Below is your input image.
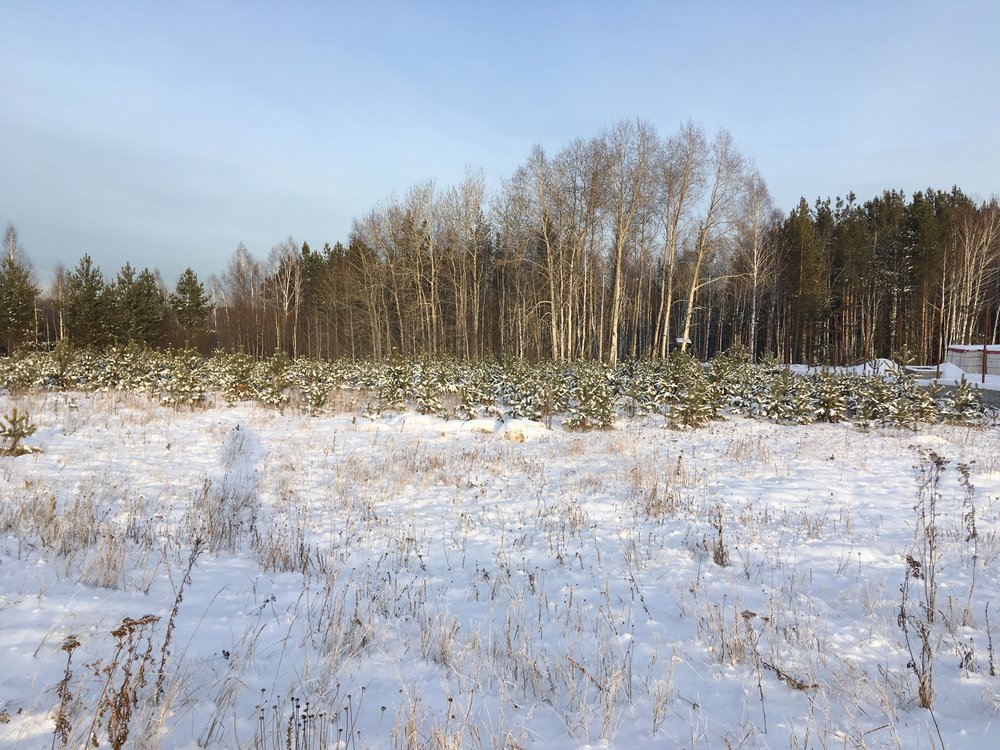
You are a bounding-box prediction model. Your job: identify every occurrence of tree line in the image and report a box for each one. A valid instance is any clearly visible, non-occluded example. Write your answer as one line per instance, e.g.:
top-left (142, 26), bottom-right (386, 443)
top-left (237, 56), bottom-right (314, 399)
top-left (2, 119), bottom-right (998, 363)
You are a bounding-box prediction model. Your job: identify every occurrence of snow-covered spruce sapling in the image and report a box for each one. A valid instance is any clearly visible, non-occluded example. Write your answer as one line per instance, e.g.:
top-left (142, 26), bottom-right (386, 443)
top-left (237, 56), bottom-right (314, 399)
top-left (160, 349), bottom-right (205, 408)
top-left (297, 361), bottom-right (330, 416)
top-left (458, 373), bottom-right (495, 419)
top-left (668, 357), bottom-right (722, 429)
top-left (810, 371), bottom-right (847, 423)
top-left (617, 360), bottom-right (650, 417)
top-left (941, 377), bottom-right (985, 423)
top-left (851, 375), bottom-right (894, 426)
top-left (1, 406), bottom-right (37, 455)
top-left (504, 378), bottom-right (543, 422)
top-left (565, 366), bottom-right (615, 430)
top-left (48, 339), bottom-right (76, 389)
top-left (413, 363), bottom-right (444, 416)
top-left (894, 371), bottom-right (939, 425)
top-left (219, 351), bottom-right (255, 403)
top-left (376, 362), bottom-right (409, 412)
top-left (257, 351), bottom-right (292, 410)
top-left (709, 344), bottom-right (755, 410)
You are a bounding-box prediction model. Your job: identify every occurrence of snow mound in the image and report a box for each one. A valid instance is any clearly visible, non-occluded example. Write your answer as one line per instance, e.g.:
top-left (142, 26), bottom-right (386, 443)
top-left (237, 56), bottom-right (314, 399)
top-left (462, 418), bottom-right (499, 434)
top-left (933, 362), bottom-right (968, 380)
top-left (383, 413), bottom-right (444, 430)
top-left (498, 418), bottom-right (549, 442)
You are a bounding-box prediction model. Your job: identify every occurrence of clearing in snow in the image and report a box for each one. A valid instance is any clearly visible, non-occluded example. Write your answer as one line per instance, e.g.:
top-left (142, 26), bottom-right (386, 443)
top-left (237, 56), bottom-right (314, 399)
top-left (1, 391), bottom-right (999, 749)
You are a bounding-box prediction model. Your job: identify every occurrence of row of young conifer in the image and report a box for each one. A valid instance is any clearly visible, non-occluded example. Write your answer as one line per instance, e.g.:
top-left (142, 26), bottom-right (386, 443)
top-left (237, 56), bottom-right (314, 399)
top-left (0, 344), bottom-right (988, 430)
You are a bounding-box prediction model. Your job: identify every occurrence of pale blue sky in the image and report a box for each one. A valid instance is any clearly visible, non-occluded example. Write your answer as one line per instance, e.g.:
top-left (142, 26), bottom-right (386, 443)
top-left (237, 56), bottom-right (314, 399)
top-left (2, 1), bottom-right (998, 286)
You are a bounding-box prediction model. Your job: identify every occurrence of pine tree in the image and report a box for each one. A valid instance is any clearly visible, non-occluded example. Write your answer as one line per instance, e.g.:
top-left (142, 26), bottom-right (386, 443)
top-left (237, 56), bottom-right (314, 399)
top-left (108, 264), bottom-right (164, 346)
top-left (670, 369), bottom-right (717, 428)
top-left (852, 376), bottom-right (894, 426)
top-left (0, 224), bottom-right (39, 353)
top-left (710, 344), bottom-right (754, 414)
top-left (160, 348), bottom-right (206, 408)
top-left (298, 360), bottom-right (331, 416)
top-left (0, 406), bottom-right (37, 455)
top-left (503, 367), bottom-right (545, 422)
top-left (169, 268), bottom-right (211, 343)
top-left (459, 367), bottom-right (496, 419)
top-left (64, 254), bottom-right (109, 348)
top-left (759, 369), bottom-right (813, 423)
top-left (413, 362), bottom-right (444, 416)
top-left (810, 371), bottom-right (847, 423)
top-left (217, 351), bottom-right (255, 403)
top-left (565, 364), bottom-right (615, 430)
top-left (0, 256), bottom-right (38, 353)
top-left (781, 199), bottom-right (829, 364)
top-left (941, 378), bottom-right (985, 423)
top-left (258, 351), bottom-right (292, 409)
top-left (377, 362), bottom-right (409, 412)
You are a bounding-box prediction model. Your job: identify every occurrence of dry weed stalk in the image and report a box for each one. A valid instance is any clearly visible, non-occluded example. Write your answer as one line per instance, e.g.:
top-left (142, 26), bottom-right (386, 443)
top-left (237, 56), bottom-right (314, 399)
top-left (155, 537), bottom-right (203, 704)
top-left (987, 603), bottom-right (997, 677)
top-left (896, 450), bottom-right (947, 747)
top-left (86, 614), bottom-right (161, 750)
top-left (958, 462), bottom-right (979, 627)
top-left (52, 635), bottom-right (80, 750)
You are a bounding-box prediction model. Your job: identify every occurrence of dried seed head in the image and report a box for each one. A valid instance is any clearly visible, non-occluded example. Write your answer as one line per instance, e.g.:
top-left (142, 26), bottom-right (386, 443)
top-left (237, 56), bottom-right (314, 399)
top-left (61, 635), bottom-right (81, 653)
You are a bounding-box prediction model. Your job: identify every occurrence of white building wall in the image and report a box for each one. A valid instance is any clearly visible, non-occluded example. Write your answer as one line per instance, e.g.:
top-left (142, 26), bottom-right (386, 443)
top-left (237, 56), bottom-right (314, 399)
top-left (946, 346), bottom-right (1000, 375)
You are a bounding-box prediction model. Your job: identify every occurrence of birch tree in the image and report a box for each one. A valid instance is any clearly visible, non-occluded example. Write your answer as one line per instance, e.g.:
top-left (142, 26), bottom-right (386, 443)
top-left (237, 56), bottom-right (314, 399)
top-left (679, 130), bottom-right (746, 353)
top-left (654, 122), bottom-right (708, 358)
top-left (218, 244), bottom-right (266, 355)
top-left (602, 119), bottom-right (657, 363)
top-left (734, 169), bottom-right (778, 359)
top-left (268, 238), bottom-right (303, 356)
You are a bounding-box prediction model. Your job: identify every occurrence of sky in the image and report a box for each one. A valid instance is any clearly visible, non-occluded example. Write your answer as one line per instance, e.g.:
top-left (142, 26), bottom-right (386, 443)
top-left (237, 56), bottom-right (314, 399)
top-left (2, 0), bottom-right (998, 287)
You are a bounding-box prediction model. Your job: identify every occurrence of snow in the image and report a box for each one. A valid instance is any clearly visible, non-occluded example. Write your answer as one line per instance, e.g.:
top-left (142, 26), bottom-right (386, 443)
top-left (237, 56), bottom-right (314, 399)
top-left (1, 391), bottom-right (999, 748)
top-left (915, 363), bottom-right (1000, 391)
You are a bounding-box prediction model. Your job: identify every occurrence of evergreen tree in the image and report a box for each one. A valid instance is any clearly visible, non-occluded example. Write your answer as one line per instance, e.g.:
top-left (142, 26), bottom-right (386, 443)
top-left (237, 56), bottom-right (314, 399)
top-left (412, 362), bottom-right (444, 416)
top-left (0, 226), bottom-right (39, 353)
top-left (109, 263), bottom-right (164, 346)
top-left (941, 378), bottom-right (985, 422)
top-left (759, 369), bottom-right (813, 423)
top-left (670, 368), bottom-right (718, 428)
top-left (169, 268), bottom-right (211, 341)
top-left (64, 254), bottom-right (109, 347)
top-left (781, 199), bottom-right (829, 363)
top-left (810, 371), bottom-right (847, 423)
top-left (160, 348), bottom-right (206, 408)
top-left (565, 364), bottom-right (616, 430)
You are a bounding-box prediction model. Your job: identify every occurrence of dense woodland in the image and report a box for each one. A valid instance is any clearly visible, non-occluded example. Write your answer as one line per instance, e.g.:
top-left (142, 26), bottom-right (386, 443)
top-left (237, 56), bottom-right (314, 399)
top-left (2, 120), bottom-right (998, 364)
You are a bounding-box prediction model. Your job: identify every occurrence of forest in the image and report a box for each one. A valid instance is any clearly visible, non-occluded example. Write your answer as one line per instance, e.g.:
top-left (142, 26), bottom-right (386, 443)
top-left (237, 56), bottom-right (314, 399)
top-left (2, 120), bottom-right (998, 365)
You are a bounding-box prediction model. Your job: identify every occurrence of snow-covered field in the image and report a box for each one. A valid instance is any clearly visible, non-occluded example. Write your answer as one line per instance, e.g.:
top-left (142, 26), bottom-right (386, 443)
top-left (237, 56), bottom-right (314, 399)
top-left (1, 392), bottom-right (999, 749)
